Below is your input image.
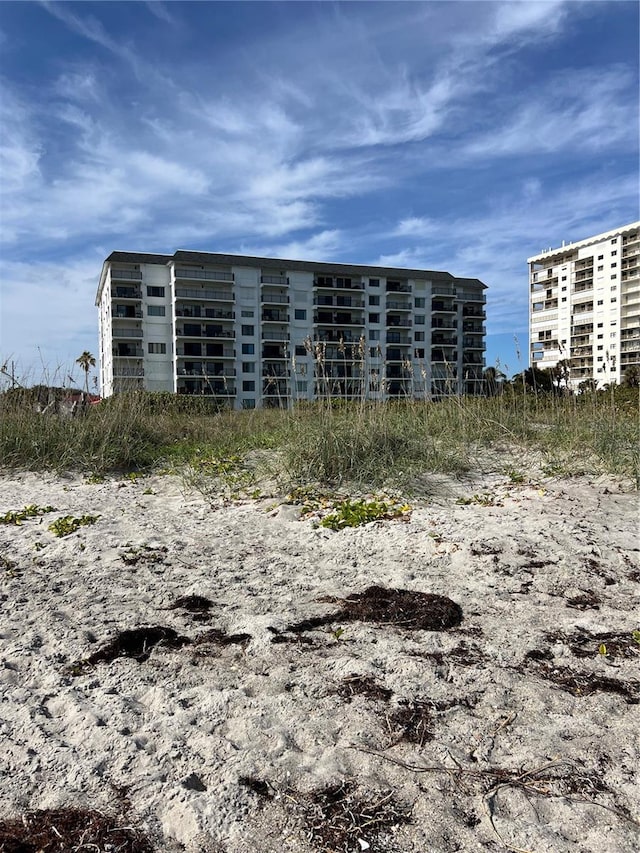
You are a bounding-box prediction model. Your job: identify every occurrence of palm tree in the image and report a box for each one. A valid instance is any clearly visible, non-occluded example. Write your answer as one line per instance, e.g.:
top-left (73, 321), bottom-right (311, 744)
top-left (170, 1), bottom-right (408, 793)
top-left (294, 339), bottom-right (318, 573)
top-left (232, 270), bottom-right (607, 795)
top-left (76, 351), bottom-right (96, 396)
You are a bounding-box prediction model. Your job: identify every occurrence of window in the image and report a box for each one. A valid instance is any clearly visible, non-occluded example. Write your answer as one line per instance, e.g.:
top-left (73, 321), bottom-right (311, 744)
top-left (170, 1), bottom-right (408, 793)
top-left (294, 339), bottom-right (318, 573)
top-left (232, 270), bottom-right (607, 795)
top-left (241, 325), bottom-right (254, 336)
top-left (369, 313), bottom-right (380, 323)
top-left (561, 297), bottom-right (567, 302)
top-left (148, 342), bottom-right (166, 354)
top-left (597, 255), bottom-right (604, 260)
top-left (611, 297), bottom-right (617, 303)
top-left (414, 331), bottom-right (425, 341)
top-left (611, 250), bottom-right (617, 256)
top-left (415, 297), bottom-right (425, 308)
top-left (611, 262), bottom-right (617, 268)
top-left (610, 332), bottom-right (616, 338)
top-left (242, 362), bottom-right (255, 373)
top-left (597, 323), bottom-right (604, 328)
top-left (295, 345), bottom-right (306, 356)
top-left (369, 278), bottom-right (380, 287)
top-left (414, 348), bottom-right (425, 359)
top-left (597, 334), bottom-right (603, 339)
top-left (533, 302), bottom-right (543, 311)
top-left (612, 275), bottom-right (617, 280)
top-left (597, 300), bottom-right (604, 305)
top-left (294, 309), bottom-right (306, 320)
top-left (147, 305), bottom-right (165, 316)
top-left (369, 347), bottom-right (379, 358)
top-left (414, 315), bottom-right (425, 325)
top-left (242, 399), bottom-right (255, 409)
top-left (561, 277), bottom-right (567, 282)
top-left (369, 294), bottom-right (380, 306)
top-left (296, 381), bottom-right (307, 393)
top-left (369, 330), bottom-right (380, 341)
top-left (597, 345), bottom-right (603, 351)
top-left (611, 239), bottom-right (617, 244)
top-left (147, 286), bottom-right (165, 298)
top-left (597, 266), bottom-right (604, 271)
top-left (241, 310), bottom-right (254, 318)
top-left (242, 381), bottom-right (255, 392)
top-left (241, 343), bottom-right (255, 355)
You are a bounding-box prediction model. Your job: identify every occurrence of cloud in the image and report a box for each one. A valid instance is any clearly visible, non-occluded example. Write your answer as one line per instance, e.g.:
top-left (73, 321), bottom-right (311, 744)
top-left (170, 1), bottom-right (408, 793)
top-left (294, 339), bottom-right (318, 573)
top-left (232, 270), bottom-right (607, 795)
top-left (461, 66), bottom-right (635, 159)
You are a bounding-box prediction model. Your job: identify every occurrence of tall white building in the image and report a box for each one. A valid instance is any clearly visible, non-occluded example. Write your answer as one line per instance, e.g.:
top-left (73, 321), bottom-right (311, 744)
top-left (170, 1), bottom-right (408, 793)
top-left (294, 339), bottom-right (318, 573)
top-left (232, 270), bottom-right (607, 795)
top-left (96, 250), bottom-right (486, 407)
top-left (528, 222), bottom-right (640, 389)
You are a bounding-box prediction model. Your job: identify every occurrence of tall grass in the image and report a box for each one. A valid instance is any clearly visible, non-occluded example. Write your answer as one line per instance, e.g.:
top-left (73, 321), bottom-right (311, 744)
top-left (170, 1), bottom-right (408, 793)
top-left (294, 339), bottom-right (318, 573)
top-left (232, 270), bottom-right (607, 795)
top-left (1, 384), bottom-right (637, 487)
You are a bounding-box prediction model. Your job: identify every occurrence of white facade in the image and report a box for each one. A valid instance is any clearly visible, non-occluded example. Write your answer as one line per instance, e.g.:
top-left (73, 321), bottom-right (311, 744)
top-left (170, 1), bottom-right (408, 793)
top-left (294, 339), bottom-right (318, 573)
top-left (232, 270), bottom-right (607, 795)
top-left (97, 250), bottom-right (486, 407)
top-left (528, 222), bottom-right (640, 389)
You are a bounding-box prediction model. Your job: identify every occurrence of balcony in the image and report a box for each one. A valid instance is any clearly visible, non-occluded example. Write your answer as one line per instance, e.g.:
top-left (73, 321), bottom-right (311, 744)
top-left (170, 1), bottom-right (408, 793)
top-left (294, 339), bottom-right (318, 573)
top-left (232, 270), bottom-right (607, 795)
top-left (113, 308), bottom-right (143, 320)
top-left (113, 346), bottom-right (143, 358)
top-left (386, 316), bottom-right (412, 328)
top-left (262, 379), bottom-right (290, 396)
top-left (462, 306), bottom-right (485, 318)
top-left (262, 329), bottom-right (290, 341)
top-left (261, 275), bottom-right (288, 285)
top-left (315, 295), bottom-right (364, 308)
top-left (111, 269), bottom-right (142, 281)
top-left (386, 281), bottom-right (411, 294)
top-left (175, 307), bottom-right (234, 320)
top-left (175, 287), bottom-right (234, 301)
top-left (386, 300), bottom-right (412, 311)
top-left (386, 333), bottom-right (411, 345)
top-left (432, 334), bottom-right (457, 346)
top-left (176, 325), bottom-right (235, 339)
top-left (314, 311), bottom-right (363, 326)
top-left (113, 286), bottom-right (142, 300)
top-left (176, 346), bottom-right (234, 358)
top-left (262, 310), bottom-right (289, 323)
top-left (314, 276), bottom-right (364, 291)
top-left (261, 292), bottom-right (289, 305)
top-left (262, 365), bottom-right (289, 377)
top-left (315, 331), bottom-right (361, 344)
top-left (112, 327), bottom-right (143, 338)
top-left (175, 268), bottom-right (234, 283)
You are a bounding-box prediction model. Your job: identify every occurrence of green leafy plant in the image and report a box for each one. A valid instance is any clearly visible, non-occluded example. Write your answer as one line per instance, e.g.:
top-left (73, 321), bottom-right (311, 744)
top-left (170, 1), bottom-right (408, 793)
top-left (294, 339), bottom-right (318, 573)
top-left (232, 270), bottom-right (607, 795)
top-left (1, 505), bottom-right (56, 525)
top-left (332, 627), bottom-right (345, 641)
top-left (632, 630), bottom-right (640, 647)
top-left (455, 493), bottom-right (500, 507)
top-left (318, 497), bottom-right (411, 531)
top-left (598, 643), bottom-right (608, 657)
top-left (507, 469), bottom-right (526, 484)
top-left (48, 515), bottom-right (99, 537)
top-left (84, 473), bottom-right (105, 484)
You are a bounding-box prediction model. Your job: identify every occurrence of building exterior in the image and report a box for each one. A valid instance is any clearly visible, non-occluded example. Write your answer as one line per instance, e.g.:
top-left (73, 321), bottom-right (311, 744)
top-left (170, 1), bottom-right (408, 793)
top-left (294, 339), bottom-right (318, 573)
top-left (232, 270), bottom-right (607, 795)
top-left (96, 250), bottom-right (486, 407)
top-left (528, 222), bottom-right (640, 389)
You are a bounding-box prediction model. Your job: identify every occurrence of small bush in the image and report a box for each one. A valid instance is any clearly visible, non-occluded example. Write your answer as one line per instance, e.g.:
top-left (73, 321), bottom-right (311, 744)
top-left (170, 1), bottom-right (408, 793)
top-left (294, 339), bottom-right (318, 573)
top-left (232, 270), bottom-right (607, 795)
top-left (48, 515), bottom-right (99, 537)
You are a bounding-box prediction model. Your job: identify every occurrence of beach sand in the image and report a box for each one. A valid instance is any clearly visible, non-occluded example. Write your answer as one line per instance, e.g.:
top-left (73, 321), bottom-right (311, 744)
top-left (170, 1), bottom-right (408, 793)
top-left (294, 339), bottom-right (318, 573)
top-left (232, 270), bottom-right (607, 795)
top-left (0, 465), bottom-right (638, 852)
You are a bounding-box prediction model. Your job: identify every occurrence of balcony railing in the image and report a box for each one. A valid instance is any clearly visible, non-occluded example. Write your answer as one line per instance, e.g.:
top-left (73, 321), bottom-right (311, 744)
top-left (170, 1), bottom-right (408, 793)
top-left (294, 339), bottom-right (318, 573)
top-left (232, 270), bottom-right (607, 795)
top-left (175, 308), bottom-right (234, 319)
top-left (175, 268), bottom-right (234, 282)
top-left (113, 287), bottom-right (142, 299)
top-left (175, 287), bottom-right (234, 301)
top-left (111, 269), bottom-right (142, 281)
top-left (113, 309), bottom-right (143, 319)
top-left (112, 328), bottom-right (143, 338)
top-left (386, 300), bottom-right (412, 310)
top-left (314, 278), bottom-right (364, 291)
top-left (261, 293), bottom-right (289, 304)
top-left (261, 275), bottom-right (288, 285)
top-left (113, 348), bottom-right (143, 358)
top-left (262, 330), bottom-right (290, 341)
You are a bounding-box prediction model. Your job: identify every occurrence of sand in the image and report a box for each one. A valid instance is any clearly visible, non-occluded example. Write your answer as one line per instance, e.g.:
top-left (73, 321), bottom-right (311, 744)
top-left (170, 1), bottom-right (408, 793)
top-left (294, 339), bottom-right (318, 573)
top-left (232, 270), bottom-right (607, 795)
top-left (0, 464), bottom-right (638, 853)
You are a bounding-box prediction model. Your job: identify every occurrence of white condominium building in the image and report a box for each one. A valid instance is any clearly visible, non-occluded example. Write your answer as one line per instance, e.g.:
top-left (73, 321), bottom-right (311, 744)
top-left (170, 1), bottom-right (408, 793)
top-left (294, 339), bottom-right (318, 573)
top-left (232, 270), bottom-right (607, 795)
top-left (96, 250), bottom-right (486, 408)
top-left (528, 222), bottom-right (640, 389)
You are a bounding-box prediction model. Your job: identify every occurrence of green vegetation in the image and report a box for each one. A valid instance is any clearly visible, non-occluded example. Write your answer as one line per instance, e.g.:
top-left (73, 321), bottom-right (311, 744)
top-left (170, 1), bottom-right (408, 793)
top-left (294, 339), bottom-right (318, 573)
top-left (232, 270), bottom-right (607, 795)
top-left (1, 505), bottom-right (56, 525)
top-left (318, 497), bottom-right (411, 530)
top-left (48, 515), bottom-right (100, 537)
top-left (0, 384), bottom-right (638, 489)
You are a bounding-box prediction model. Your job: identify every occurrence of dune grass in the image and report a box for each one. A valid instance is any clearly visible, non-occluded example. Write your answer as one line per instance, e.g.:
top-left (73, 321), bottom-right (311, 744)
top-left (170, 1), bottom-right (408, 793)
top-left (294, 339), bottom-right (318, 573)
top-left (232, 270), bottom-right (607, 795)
top-left (1, 384), bottom-right (638, 488)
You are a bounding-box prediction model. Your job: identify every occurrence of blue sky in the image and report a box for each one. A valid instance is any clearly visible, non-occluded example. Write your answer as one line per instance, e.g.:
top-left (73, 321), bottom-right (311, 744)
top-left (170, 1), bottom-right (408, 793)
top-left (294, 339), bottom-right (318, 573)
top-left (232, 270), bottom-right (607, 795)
top-left (1, 0), bottom-right (638, 387)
